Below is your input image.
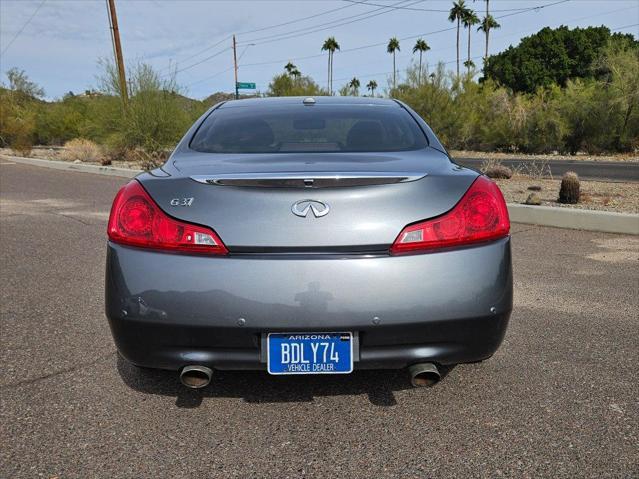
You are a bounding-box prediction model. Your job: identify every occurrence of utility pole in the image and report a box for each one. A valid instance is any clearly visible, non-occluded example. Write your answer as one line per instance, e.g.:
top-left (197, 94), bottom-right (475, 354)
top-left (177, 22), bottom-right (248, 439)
top-left (233, 35), bottom-right (239, 100)
top-left (106, 0), bottom-right (128, 105)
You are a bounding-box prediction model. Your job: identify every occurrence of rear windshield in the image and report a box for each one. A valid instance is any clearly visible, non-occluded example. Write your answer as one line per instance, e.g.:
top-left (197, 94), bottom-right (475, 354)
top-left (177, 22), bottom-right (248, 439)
top-left (189, 104), bottom-right (428, 153)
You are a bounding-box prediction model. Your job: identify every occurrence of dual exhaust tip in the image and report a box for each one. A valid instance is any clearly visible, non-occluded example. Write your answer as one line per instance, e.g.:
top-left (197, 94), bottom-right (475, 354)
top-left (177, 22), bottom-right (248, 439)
top-left (179, 362), bottom-right (440, 389)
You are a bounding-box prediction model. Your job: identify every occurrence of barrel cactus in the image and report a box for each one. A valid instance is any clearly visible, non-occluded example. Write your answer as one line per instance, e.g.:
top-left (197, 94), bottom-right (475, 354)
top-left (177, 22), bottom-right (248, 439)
top-left (558, 171), bottom-right (580, 204)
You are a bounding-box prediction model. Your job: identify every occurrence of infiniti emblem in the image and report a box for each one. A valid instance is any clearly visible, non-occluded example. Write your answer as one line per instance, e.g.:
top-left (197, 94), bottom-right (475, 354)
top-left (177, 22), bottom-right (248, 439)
top-left (291, 200), bottom-right (330, 218)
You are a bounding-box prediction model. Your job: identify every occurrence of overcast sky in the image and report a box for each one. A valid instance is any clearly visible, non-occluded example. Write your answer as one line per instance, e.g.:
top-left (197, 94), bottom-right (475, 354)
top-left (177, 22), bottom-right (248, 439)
top-left (1, 0), bottom-right (637, 100)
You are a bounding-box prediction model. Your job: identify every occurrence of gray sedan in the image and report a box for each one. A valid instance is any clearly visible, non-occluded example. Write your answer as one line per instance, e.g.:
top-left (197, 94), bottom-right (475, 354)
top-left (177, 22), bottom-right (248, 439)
top-left (105, 96), bottom-right (512, 388)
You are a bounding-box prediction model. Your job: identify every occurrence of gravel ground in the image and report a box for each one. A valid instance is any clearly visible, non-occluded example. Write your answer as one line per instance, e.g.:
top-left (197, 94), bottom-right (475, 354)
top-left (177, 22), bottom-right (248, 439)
top-left (495, 176), bottom-right (639, 214)
top-left (451, 149), bottom-right (639, 163)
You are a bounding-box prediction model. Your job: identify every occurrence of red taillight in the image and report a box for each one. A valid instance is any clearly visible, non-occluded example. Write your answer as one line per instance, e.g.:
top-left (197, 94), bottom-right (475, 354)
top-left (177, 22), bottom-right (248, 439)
top-left (107, 180), bottom-right (228, 255)
top-left (390, 176), bottom-right (510, 255)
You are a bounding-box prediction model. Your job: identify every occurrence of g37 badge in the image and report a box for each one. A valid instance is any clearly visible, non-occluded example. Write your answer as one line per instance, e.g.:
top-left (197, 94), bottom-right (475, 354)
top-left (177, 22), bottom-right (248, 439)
top-left (170, 197), bottom-right (194, 206)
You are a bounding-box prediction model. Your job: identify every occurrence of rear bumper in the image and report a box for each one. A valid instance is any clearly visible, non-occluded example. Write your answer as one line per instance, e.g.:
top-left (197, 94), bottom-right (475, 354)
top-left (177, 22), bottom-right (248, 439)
top-left (105, 238), bottom-right (513, 371)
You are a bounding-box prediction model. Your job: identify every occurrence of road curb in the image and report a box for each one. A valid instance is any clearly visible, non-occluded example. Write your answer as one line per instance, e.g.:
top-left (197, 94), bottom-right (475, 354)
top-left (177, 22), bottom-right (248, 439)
top-left (3, 155), bottom-right (141, 178)
top-left (3, 154), bottom-right (638, 235)
top-left (508, 204), bottom-right (639, 235)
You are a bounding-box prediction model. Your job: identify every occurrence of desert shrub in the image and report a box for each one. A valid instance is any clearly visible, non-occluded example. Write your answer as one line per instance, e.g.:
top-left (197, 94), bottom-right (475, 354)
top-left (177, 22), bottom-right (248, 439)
top-left (0, 83), bottom-right (37, 152)
top-left (484, 165), bottom-right (513, 179)
top-left (60, 138), bottom-right (102, 162)
top-left (122, 148), bottom-right (169, 171)
top-left (267, 68), bottom-right (326, 97)
top-left (558, 171), bottom-right (581, 204)
top-left (394, 63), bottom-right (461, 148)
top-left (96, 60), bottom-right (196, 152)
top-left (521, 86), bottom-right (567, 153)
top-left (481, 159), bottom-right (513, 179)
top-left (11, 136), bottom-right (33, 157)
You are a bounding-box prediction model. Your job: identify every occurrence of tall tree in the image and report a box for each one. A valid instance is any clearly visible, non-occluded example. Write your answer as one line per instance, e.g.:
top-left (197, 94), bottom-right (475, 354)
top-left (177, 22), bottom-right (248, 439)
top-left (284, 62), bottom-right (297, 75)
top-left (349, 77), bottom-right (360, 96)
top-left (483, 26), bottom-right (637, 93)
top-left (6, 68), bottom-right (44, 98)
top-left (448, 0), bottom-right (468, 78)
top-left (366, 79), bottom-right (378, 96)
top-left (321, 37), bottom-right (340, 95)
top-left (412, 39), bottom-right (431, 85)
top-left (477, 14), bottom-right (500, 62)
top-left (387, 37), bottom-right (400, 90)
top-left (463, 9), bottom-right (480, 75)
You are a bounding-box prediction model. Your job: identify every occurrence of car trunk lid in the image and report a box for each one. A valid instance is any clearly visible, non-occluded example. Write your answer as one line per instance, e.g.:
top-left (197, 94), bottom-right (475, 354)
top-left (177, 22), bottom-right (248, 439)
top-left (139, 149), bottom-right (478, 251)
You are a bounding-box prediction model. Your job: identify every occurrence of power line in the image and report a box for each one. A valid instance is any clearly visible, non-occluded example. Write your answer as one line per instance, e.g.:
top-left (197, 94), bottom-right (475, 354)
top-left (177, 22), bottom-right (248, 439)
top-left (238, 0), bottom-right (420, 45)
top-left (172, 0), bottom-right (418, 79)
top-left (236, 3), bottom-right (356, 37)
top-left (342, 0), bottom-right (548, 13)
top-left (156, 2), bottom-right (357, 73)
top-left (611, 23), bottom-right (638, 32)
top-left (1, 0), bottom-right (46, 56)
top-left (186, 67), bottom-right (234, 88)
top-left (162, 46), bottom-right (231, 77)
top-left (158, 35), bottom-right (232, 73)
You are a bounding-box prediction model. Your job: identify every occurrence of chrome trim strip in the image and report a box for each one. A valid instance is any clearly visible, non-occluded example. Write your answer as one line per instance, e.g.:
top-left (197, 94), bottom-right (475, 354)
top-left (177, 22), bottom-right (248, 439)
top-left (190, 172), bottom-right (427, 185)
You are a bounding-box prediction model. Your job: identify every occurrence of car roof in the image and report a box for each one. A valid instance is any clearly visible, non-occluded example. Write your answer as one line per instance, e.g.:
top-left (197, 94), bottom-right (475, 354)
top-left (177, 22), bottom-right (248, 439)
top-left (218, 96), bottom-right (400, 109)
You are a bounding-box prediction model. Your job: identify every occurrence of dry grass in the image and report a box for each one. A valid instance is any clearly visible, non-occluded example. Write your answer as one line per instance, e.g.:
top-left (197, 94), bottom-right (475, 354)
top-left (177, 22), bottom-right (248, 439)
top-left (59, 139), bottom-right (102, 163)
top-left (512, 159), bottom-right (553, 180)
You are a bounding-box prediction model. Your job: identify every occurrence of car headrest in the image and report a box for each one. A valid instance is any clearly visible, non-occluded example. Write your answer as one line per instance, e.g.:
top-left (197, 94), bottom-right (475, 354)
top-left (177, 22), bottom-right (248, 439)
top-left (219, 118), bottom-right (274, 148)
top-left (346, 121), bottom-right (385, 150)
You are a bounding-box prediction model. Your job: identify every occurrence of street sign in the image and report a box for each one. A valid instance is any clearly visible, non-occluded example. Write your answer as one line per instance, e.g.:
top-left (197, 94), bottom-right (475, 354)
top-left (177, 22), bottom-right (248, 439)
top-left (236, 82), bottom-right (256, 89)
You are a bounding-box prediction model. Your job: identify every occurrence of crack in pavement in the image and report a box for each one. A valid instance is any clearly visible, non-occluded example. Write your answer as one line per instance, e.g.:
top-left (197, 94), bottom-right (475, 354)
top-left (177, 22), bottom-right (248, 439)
top-left (0, 351), bottom-right (117, 389)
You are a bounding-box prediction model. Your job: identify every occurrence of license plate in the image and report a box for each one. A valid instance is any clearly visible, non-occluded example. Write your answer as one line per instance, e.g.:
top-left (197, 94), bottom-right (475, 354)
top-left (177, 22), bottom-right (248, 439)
top-left (267, 332), bottom-right (353, 375)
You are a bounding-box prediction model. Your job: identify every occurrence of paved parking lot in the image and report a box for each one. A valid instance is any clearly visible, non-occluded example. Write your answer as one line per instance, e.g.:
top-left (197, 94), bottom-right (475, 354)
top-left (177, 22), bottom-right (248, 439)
top-left (1, 161), bottom-right (637, 478)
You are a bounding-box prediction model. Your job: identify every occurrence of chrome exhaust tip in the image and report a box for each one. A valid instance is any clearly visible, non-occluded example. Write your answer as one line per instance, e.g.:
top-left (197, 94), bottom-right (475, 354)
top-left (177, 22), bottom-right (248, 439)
top-left (408, 363), bottom-right (441, 387)
top-left (179, 365), bottom-right (213, 389)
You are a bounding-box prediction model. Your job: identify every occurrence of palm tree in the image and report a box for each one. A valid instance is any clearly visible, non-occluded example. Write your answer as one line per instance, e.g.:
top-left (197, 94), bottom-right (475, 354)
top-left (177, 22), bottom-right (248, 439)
top-left (349, 77), bottom-right (360, 96)
top-left (291, 68), bottom-right (301, 80)
top-left (448, 0), bottom-right (468, 78)
top-left (366, 79), bottom-right (378, 96)
top-left (284, 62), bottom-right (297, 75)
top-left (321, 37), bottom-right (340, 95)
top-left (477, 14), bottom-right (500, 62)
top-left (462, 9), bottom-right (480, 75)
top-left (387, 37), bottom-right (400, 90)
top-left (412, 39), bottom-right (430, 86)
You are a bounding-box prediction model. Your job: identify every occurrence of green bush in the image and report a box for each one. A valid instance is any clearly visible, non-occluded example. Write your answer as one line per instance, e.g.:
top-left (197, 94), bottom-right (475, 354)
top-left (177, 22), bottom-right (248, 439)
top-left (267, 71), bottom-right (326, 97)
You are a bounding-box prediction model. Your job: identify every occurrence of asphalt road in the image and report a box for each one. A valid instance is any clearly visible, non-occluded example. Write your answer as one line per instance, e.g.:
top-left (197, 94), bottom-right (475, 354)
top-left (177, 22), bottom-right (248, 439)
top-left (455, 158), bottom-right (639, 182)
top-left (1, 161), bottom-right (638, 478)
